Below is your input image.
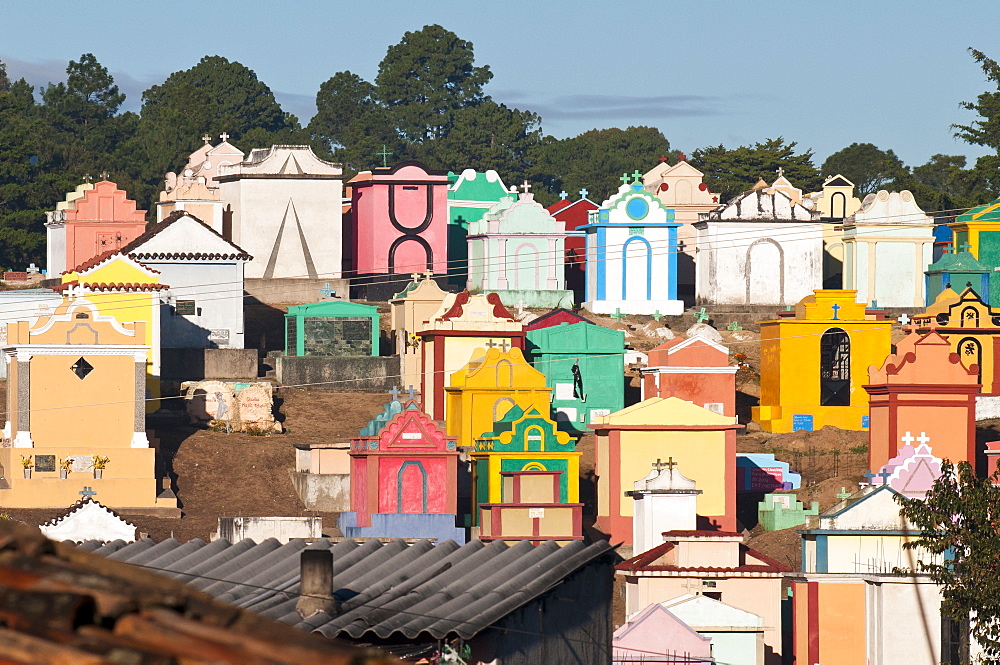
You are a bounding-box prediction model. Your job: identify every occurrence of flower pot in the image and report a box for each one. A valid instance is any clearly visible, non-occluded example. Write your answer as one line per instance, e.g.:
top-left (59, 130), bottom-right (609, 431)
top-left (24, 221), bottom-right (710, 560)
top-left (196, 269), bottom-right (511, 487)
top-left (23, 469), bottom-right (31, 479)
top-left (93, 469), bottom-right (103, 480)
top-left (60, 469), bottom-right (68, 479)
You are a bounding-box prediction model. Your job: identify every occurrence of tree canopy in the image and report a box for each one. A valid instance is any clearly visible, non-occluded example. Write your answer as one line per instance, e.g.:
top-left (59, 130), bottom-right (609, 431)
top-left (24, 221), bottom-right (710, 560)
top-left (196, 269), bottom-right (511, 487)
top-left (689, 138), bottom-right (821, 202)
top-left (820, 142), bottom-right (906, 196)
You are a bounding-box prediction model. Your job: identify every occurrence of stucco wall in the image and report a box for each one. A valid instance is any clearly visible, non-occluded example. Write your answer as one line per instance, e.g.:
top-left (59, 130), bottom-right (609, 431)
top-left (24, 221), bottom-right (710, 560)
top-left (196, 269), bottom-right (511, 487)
top-left (274, 354), bottom-right (400, 391)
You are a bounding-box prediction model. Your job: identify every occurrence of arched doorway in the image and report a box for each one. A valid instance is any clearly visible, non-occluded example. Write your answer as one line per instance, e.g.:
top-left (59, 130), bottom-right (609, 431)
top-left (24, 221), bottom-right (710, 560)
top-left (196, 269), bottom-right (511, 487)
top-left (958, 337), bottom-right (983, 383)
top-left (820, 328), bottom-right (851, 406)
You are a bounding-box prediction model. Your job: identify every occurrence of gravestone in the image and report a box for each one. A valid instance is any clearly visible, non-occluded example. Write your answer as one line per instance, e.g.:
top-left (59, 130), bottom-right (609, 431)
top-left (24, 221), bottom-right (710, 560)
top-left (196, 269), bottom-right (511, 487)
top-left (181, 380), bottom-right (280, 433)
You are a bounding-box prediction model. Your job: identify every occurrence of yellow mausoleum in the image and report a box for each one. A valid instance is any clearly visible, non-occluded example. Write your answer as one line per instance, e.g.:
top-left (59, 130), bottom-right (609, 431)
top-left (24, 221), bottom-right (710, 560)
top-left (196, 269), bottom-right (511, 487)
top-left (753, 290), bottom-right (893, 433)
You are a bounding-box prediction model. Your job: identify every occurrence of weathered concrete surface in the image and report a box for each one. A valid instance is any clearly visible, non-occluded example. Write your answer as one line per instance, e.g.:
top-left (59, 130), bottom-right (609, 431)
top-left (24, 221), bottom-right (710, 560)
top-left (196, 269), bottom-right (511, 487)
top-left (274, 355), bottom-right (400, 391)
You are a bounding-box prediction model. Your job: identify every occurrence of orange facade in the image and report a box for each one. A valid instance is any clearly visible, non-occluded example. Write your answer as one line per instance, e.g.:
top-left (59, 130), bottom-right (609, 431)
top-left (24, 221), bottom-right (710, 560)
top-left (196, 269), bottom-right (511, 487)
top-left (642, 337), bottom-right (736, 417)
top-left (60, 181), bottom-right (147, 272)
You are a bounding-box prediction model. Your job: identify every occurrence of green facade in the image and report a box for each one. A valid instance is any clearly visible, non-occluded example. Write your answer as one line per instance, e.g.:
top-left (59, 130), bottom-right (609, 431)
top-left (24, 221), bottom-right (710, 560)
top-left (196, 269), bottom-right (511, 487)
top-left (526, 322), bottom-right (625, 430)
top-left (284, 300), bottom-right (380, 357)
top-left (447, 169), bottom-right (515, 284)
top-left (924, 251), bottom-right (990, 306)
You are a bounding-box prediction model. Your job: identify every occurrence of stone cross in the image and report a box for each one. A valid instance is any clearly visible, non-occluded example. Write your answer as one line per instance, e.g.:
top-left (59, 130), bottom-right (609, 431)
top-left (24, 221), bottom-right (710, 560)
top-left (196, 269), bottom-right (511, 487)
top-left (897, 313), bottom-right (910, 326)
top-left (901, 431), bottom-right (916, 445)
top-left (694, 307), bottom-right (709, 324)
top-left (836, 487), bottom-right (853, 501)
top-left (579, 188), bottom-right (589, 198)
top-left (219, 132), bottom-right (230, 142)
top-left (99, 171), bottom-right (109, 180)
top-left (319, 282), bottom-right (336, 299)
top-left (611, 308), bottom-right (626, 322)
top-left (26, 263), bottom-right (38, 274)
top-left (79, 486), bottom-right (97, 499)
top-left (559, 190), bottom-right (568, 200)
top-left (83, 173), bottom-right (92, 183)
top-left (377, 144), bottom-right (393, 167)
top-left (389, 386), bottom-right (402, 401)
top-left (515, 299), bottom-right (527, 317)
top-left (727, 321), bottom-right (743, 331)
top-left (917, 432), bottom-right (931, 445)
top-left (520, 180), bottom-right (532, 194)
top-left (202, 134), bottom-right (212, 144)
top-left (831, 303), bottom-right (841, 321)
top-left (406, 386), bottom-right (419, 401)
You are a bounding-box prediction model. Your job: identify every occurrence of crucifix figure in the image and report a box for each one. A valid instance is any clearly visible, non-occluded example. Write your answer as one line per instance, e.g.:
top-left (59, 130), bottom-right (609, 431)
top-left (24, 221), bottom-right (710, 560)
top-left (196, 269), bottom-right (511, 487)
top-left (389, 386), bottom-right (402, 401)
top-left (79, 486), bottom-right (97, 499)
top-left (202, 134), bottom-right (212, 144)
top-left (520, 179), bottom-right (532, 194)
top-left (219, 132), bottom-right (230, 142)
top-left (377, 144), bottom-right (393, 167)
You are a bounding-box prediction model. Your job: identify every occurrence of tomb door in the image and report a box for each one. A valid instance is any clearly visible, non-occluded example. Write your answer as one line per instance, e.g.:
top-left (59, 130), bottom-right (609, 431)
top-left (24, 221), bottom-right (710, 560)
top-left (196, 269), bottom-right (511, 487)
top-left (958, 337), bottom-right (983, 383)
top-left (820, 327), bottom-right (851, 406)
top-left (396, 461), bottom-right (429, 513)
top-left (513, 243), bottom-right (539, 290)
top-left (831, 192), bottom-right (846, 219)
top-left (621, 236), bottom-right (652, 301)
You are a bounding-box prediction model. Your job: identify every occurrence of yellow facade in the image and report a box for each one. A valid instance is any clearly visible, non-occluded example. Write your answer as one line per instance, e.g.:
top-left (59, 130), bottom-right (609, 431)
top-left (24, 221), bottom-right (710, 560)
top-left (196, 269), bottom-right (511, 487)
top-left (912, 285), bottom-right (1000, 393)
top-left (753, 290), bottom-right (893, 433)
top-left (1, 296), bottom-right (175, 510)
top-left (444, 347), bottom-right (551, 449)
top-left (61, 253), bottom-right (162, 411)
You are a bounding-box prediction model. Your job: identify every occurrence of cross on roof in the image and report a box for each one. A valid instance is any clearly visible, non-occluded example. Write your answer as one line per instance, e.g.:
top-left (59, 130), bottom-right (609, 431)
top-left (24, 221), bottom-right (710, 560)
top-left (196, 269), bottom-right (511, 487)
top-left (776, 167), bottom-right (785, 178)
top-left (878, 469), bottom-right (893, 485)
top-left (202, 134), bottom-right (212, 144)
top-left (219, 132), bottom-right (230, 142)
top-left (901, 431), bottom-right (916, 445)
top-left (917, 432), bottom-right (931, 445)
top-left (831, 302), bottom-right (841, 320)
top-left (659, 155), bottom-right (668, 163)
top-left (406, 386), bottom-right (419, 401)
top-left (79, 486), bottom-right (97, 498)
top-left (863, 470), bottom-right (876, 484)
top-left (959, 242), bottom-right (971, 252)
top-left (499, 339), bottom-right (510, 351)
top-left (83, 173), bottom-right (92, 183)
top-left (423, 269), bottom-right (434, 279)
top-left (99, 171), bottom-right (109, 180)
top-left (319, 282), bottom-right (336, 298)
top-left (410, 272), bottom-right (421, 281)
top-left (389, 386), bottom-right (402, 401)
top-left (653, 457), bottom-right (677, 472)
top-left (559, 190), bottom-right (568, 200)
top-left (619, 173), bottom-right (632, 186)
top-left (485, 339), bottom-right (498, 348)
top-left (520, 180), bottom-right (532, 194)
top-left (377, 144), bottom-right (393, 167)
top-left (897, 313), bottom-right (910, 326)
top-left (630, 170), bottom-right (643, 182)
top-left (579, 188), bottom-right (589, 198)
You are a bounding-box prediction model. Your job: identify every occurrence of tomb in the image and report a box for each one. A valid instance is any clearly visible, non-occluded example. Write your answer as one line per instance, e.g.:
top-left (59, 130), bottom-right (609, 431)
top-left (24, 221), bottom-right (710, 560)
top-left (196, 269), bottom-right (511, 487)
top-left (445, 347), bottom-right (551, 450)
top-left (0, 294), bottom-right (177, 511)
top-left (525, 320), bottom-right (625, 429)
top-left (180, 380), bottom-right (281, 433)
top-left (694, 180), bottom-right (824, 305)
top-left (216, 145), bottom-right (342, 279)
top-left (640, 335), bottom-right (736, 415)
top-left (119, 210), bottom-right (252, 349)
top-left (523, 308), bottom-right (593, 330)
top-left (625, 459), bottom-right (702, 555)
top-left (791, 485), bottom-right (945, 665)
top-left (865, 329), bottom-right (979, 473)
top-left (643, 158), bottom-right (721, 299)
top-left (736, 453), bottom-right (802, 494)
top-left (547, 189), bottom-right (598, 302)
top-left (478, 469), bottom-right (584, 545)
top-left (581, 171), bottom-right (684, 315)
top-left (924, 251), bottom-right (990, 305)
top-left (875, 442), bottom-right (943, 499)
top-left (284, 300), bottom-right (379, 357)
top-left (38, 496), bottom-right (137, 543)
top-left (45, 179), bottom-right (147, 276)
top-left (448, 168), bottom-right (515, 284)
top-left (291, 441), bottom-right (352, 511)
top-left (948, 194), bottom-right (1000, 305)
top-left (466, 193), bottom-right (574, 308)
top-left (157, 133), bottom-right (245, 230)
top-left (339, 392), bottom-right (464, 542)
top-left (757, 493), bottom-right (818, 531)
top-left (214, 516), bottom-right (321, 544)
top-left (842, 190), bottom-right (935, 307)
top-left (804, 174), bottom-right (863, 289)
top-left (418, 291), bottom-right (525, 420)
top-left (753, 290), bottom-right (893, 433)
top-left (390, 273), bottom-right (449, 388)
top-left (591, 397), bottom-right (740, 544)
top-left (660, 596), bottom-right (766, 665)
top-left (58, 253), bottom-right (166, 412)
top-left (613, 603), bottom-right (714, 665)
top-left (349, 161), bottom-right (450, 298)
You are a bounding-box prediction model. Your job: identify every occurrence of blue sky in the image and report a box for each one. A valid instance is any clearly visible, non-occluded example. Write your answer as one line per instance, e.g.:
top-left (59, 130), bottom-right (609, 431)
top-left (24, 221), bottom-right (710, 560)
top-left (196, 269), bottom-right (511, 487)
top-left (2, 0), bottom-right (998, 169)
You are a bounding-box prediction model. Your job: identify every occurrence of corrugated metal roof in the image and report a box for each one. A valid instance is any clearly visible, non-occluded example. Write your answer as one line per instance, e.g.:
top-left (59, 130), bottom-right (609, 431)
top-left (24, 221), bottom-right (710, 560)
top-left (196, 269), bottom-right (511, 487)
top-left (81, 536), bottom-right (613, 641)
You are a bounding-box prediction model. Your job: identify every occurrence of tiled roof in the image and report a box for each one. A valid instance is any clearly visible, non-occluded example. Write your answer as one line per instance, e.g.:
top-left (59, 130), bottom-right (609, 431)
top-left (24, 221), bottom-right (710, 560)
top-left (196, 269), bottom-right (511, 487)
top-left (616, 539), bottom-right (791, 574)
top-left (121, 210), bottom-right (253, 261)
top-left (82, 536), bottom-right (613, 640)
top-left (64, 249), bottom-right (162, 275)
top-left (0, 520), bottom-right (396, 664)
top-left (54, 280), bottom-right (170, 292)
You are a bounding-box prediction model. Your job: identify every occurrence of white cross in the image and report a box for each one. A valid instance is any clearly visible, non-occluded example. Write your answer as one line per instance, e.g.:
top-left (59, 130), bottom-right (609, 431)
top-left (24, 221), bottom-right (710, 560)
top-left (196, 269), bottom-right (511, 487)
top-left (776, 166), bottom-right (785, 178)
top-left (515, 299), bottom-right (527, 316)
top-left (202, 134), bottom-right (211, 144)
top-left (520, 180), bottom-right (532, 194)
top-left (917, 432), bottom-right (931, 445)
top-left (901, 431), bottom-right (915, 445)
top-left (897, 313), bottom-right (910, 326)
top-left (219, 132), bottom-right (230, 142)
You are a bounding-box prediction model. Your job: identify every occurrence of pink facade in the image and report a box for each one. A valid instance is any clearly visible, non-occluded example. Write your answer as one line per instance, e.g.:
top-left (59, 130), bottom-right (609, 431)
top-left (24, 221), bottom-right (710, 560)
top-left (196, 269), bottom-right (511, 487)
top-left (350, 162), bottom-right (450, 275)
top-left (349, 403), bottom-right (458, 527)
top-left (642, 337), bottom-right (737, 417)
top-left (613, 603), bottom-right (713, 664)
top-left (56, 181), bottom-right (147, 272)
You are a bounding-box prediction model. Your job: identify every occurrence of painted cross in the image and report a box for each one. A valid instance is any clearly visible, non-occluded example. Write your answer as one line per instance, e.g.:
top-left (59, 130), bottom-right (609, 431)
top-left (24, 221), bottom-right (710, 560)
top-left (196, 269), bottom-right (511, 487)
top-left (878, 469), bottom-right (893, 485)
top-left (406, 386), bottom-right (419, 401)
top-left (520, 180), bottom-right (532, 194)
top-left (619, 173), bottom-right (632, 186)
top-left (694, 307), bottom-right (709, 324)
top-left (917, 432), bottom-right (931, 445)
top-left (578, 188), bottom-right (589, 198)
top-left (219, 132), bottom-right (230, 142)
top-left (485, 340), bottom-right (499, 348)
top-left (79, 486), bottom-right (97, 499)
top-left (515, 299), bottom-right (527, 316)
top-left (499, 339), bottom-right (510, 352)
top-left (652, 310), bottom-right (663, 322)
top-left (776, 166), bottom-right (785, 178)
top-left (389, 386), bottom-right (402, 401)
top-left (863, 470), bottom-right (876, 485)
top-left (869, 300), bottom-right (882, 310)
top-left (653, 457), bottom-right (677, 471)
top-left (727, 321), bottom-right (743, 331)
top-left (901, 431), bottom-right (916, 445)
top-left (201, 134), bottom-right (212, 144)
top-left (319, 282), bottom-right (336, 299)
top-left (831, 303), bottom-right (841, 321)
top-left (559, 190), bottom-right (568, 200)
top-left (959, 242), bottom-right (971, 253)
top-left (377, 144), bottom-right (393, 167)
top-left (410, 272), bottom-right (421, 281)
top-left (611, 308), bottom-right (626, 322)
top-left (897, 313), bottom-right (910, 326)
top-left (659, 155), bottom-right (668, 163)
top-left (630, 170), bottom-right (643, 182)
top-left (423, 269), bottom-right (434, 279)
top-left (836, 487), bottom-right (853, 501)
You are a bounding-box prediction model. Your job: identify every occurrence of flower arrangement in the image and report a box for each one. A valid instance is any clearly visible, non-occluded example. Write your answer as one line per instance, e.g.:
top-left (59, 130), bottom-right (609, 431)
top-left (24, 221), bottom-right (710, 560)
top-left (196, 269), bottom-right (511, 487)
top-left (59, 458), bottom-right (73, 471)
top-left (92, 455), bottom-right (110, 470)
top-left (19, 456), bottom-right (32, 469)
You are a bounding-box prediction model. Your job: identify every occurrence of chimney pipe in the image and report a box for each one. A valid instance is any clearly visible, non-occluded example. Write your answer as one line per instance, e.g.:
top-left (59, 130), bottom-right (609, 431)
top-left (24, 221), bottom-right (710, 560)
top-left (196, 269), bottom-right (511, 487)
top-left (296, 548), bottom-right (337, 618)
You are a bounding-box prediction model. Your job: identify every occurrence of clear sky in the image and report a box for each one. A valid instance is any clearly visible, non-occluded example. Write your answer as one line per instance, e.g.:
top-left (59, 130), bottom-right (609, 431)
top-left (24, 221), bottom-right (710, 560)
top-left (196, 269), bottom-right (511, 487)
top-left (2, 0), bottom-right (998, 169)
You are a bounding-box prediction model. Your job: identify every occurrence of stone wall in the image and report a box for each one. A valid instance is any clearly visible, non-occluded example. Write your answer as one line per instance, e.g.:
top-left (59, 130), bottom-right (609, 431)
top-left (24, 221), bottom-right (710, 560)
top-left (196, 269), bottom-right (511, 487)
top-left (289, 471), bottom-right (351, 512)
top-left (161, 348), bottom-right (258, 380)
top-left (244, 278), bottom-right (349, 305)
top-left (274, 354), bottom-right (400, 391)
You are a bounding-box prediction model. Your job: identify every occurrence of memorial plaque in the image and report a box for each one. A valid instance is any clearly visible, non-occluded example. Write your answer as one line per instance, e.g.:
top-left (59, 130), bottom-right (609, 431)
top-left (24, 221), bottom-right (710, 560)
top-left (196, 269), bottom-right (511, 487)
top-left (72, 455), bottom-right (93, 473)
top-left (175, 300), bottom-right (196, 315)
top-left (303, 317), bottom-right (372, 356)
top-left (528, 507), bottom-right (545, 519)
top-left (35, 455), bottom-right (56, 472)
top-left (554, 383), bottom-right (575, 401)
top-left (209, 329), bottom-right (230, 344)
top-left (235, 385), bottom-right (274, 425)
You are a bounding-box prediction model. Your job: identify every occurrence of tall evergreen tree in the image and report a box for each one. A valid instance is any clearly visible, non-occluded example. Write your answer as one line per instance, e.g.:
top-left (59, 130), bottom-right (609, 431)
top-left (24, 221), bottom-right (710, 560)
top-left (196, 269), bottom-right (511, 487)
top-left (689, 138), bottom-right (821, 202)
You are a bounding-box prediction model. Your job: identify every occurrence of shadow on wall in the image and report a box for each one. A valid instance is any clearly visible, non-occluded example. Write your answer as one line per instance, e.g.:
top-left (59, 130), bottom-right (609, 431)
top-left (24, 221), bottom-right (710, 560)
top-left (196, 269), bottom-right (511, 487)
top-left (244, 298), bottom-right (288, 356)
